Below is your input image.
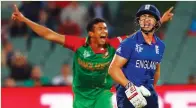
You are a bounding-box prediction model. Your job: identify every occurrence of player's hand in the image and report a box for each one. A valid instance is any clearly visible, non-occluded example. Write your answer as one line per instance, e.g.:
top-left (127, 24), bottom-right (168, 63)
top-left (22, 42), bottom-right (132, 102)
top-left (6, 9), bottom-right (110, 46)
top-left (136, 86), bottom-right (151, 97)
top-left (161, 6), bottom-right (174, 24)
top-left (11, 4), bottom-right (26, 22)
top-left (125, 82), bottom-right (149, 108)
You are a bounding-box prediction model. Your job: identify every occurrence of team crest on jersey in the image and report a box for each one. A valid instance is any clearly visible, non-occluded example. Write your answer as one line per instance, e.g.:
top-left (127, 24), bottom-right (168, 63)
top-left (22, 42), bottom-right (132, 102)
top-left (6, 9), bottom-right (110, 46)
top-left (83, 50), bottom-right (91, 58)
top-left (135, 44), bottom-right (143, 53)
top-left (155, 45), bottom-right (159, 54)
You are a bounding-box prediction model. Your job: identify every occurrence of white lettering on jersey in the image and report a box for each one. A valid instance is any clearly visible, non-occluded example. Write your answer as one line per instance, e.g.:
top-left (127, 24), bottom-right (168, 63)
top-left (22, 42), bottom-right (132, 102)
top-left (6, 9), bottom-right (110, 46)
top-left (155, 45), bottom-right (159, 54)
top-left (136, 60), bottom-right (158, 70)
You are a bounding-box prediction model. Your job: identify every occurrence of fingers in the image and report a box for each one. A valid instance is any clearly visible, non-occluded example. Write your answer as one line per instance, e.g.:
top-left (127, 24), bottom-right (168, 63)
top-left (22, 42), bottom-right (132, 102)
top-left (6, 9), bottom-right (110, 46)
top-left (169, 13), bottom-right (174, 20)
top-left (12, 14), bottom-right (16, 20)
top-left (11, 13), bottom-right (18, 20)
top-left (167, 6), bottom-right (174, 13)
top-left (170, 14), bottom-right (173, 20)
top-left (13, 4), bottom-right (19, 13)
top-left (168, 13), bottom-right (174, 17)
top-left (140, 86), bottom-right (151, 97)
top-left (12, 4), bottom-right (19, 21)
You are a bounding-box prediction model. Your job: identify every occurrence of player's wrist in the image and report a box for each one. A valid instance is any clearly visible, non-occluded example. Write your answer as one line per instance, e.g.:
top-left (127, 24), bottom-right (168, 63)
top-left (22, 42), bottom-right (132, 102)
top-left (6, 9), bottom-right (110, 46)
top-left (22, 15), bottom-right (30, 23)
top-left (125, 81), bottom-right (134, 89)
top-left (124, 82), bottom-right (148, 108)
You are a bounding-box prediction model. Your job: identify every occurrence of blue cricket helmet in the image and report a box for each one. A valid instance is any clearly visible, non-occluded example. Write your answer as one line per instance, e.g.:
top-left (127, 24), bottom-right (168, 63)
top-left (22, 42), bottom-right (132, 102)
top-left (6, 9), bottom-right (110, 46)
top-left (136, 4), bottom-right (161, 21)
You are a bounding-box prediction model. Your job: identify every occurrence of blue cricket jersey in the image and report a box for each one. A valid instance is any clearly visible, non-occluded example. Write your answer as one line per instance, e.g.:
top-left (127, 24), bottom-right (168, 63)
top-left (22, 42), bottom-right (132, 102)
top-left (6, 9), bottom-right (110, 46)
top-left (115, 30), bottom-right (165, 108)
top-left (116, 30), bottom-right (165, 89)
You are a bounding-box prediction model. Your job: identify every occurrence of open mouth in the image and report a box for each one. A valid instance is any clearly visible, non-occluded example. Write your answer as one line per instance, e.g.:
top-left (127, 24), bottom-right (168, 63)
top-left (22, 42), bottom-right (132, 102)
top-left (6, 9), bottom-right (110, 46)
top-left (100, 34), bottom-right (107, 39)
top-left (100, 34), bottom-right (107, 43)
top-left (144, 23), bottom-right (150, 27)
top-left (100, 36), bottom-right (106, 39)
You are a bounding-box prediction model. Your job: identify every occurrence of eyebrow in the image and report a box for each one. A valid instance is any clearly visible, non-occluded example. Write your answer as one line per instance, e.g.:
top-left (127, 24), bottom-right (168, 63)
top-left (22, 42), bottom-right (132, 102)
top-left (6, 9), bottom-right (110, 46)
top-left (97, 26), bottom-right (107, 29)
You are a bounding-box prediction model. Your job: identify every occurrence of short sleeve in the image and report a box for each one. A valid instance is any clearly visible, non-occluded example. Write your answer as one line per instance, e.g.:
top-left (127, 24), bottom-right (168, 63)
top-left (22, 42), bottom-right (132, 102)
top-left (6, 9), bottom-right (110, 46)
top-left (64, 35), bottom-right (85, 52)
top-left (108, 35), bottom-right (128, 49)
top-left (116, 39), bottom-right (134, 60)
top-left (158, 43), bottom-right (165, 63)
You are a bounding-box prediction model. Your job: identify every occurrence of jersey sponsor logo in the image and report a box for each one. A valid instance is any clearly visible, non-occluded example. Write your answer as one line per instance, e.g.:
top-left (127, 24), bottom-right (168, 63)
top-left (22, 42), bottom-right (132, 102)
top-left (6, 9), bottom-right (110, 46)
top-left (77, 58), bottom-right (110, 71)
top-left (155, 45), bottom-right (159, 54)
top-left (135, 60), bottom-right (158, 70)
top-left (83, 50), bottom-right (91, 58)
top-left (135, 44), bottom-right (143, 53)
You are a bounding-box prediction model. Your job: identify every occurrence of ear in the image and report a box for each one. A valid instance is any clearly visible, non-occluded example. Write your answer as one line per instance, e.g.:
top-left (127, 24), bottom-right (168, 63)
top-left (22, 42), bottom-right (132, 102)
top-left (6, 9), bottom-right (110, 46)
top-left (88, 31), bottom-right (94, 37)
top-left (137, 17), bottom-right (142, 24)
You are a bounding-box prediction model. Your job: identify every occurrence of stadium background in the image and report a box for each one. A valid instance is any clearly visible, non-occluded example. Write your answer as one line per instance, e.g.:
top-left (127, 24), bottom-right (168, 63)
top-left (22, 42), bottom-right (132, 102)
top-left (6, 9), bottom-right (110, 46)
top-left (1, 1), bottom-right (196, 108)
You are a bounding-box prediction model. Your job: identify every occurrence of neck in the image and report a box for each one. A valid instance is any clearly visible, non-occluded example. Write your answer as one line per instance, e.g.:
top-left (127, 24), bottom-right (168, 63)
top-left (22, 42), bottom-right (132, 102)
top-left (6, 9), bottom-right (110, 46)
top-left (89, 38), bottom-right (104, 49)
top-left (142, 31), bottom-right (154, 45)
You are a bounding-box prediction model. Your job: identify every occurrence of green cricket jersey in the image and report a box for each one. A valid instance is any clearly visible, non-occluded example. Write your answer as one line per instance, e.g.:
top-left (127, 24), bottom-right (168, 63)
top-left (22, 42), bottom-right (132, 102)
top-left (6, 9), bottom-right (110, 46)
top-left (64, 35), bottom-right (127, 99)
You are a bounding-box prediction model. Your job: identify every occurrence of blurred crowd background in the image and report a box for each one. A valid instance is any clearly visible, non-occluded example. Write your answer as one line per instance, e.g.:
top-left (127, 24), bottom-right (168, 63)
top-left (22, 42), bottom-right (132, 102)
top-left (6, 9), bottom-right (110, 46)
top-left (1, 1), bottom-right (196, 88)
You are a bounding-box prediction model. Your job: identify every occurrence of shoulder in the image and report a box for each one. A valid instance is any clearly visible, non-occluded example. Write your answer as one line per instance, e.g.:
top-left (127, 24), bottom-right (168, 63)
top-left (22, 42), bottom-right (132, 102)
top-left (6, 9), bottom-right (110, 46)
top-left (76, 37), bottom-right (86, 45)
top-left (64, 35), bottom-right (86, 51)
top-left (121, 33), bottom-right (137, 46)
top-left (156, 36), bottom-right (165, 49)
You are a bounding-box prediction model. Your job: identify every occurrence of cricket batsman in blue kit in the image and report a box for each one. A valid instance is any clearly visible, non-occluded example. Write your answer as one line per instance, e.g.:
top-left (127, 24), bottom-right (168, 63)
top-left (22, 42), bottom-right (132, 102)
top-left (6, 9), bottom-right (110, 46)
top-left (109, 4), bottom-right (170, 108)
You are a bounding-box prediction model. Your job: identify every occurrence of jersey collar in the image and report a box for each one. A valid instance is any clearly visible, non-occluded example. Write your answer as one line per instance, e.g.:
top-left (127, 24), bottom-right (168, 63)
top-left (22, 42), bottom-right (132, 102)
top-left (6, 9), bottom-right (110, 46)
top-left (91, 45), bottom-right (107, 54)
top-left (137, 30), bottom-right (157, 45)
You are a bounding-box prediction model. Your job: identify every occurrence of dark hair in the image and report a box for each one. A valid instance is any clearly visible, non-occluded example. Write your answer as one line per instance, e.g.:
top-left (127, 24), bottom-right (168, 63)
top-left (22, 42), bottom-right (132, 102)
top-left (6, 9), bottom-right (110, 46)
top-left (86, 18), bottom-right (106, 32)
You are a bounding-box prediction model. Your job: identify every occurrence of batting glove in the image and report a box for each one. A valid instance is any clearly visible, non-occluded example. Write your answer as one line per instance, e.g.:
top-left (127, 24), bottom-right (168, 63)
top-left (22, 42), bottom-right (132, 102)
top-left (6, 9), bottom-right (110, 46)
top-left (125, 82), bottom-right (151, 108)
top-left (136, 85), bottom-right (151, 97)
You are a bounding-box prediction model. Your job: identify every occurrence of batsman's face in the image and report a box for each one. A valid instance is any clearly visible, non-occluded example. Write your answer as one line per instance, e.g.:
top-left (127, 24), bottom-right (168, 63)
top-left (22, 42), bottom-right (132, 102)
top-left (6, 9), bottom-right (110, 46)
top-left (91, 22), bottom-right (108, 45)
top-left (139, 14), bottom-right (156, 31)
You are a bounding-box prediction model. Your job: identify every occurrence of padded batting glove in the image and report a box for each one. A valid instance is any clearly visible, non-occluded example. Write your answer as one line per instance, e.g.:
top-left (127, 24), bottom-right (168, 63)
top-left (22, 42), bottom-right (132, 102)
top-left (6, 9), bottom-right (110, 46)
top-left (125, 82), bottom-right (151, 108)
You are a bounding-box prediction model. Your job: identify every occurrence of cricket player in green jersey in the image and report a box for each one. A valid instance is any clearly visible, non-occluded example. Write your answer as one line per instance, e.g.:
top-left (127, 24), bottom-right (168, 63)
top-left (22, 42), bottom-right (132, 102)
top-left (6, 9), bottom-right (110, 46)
top-left (12, 4), bottom-right (173, 108)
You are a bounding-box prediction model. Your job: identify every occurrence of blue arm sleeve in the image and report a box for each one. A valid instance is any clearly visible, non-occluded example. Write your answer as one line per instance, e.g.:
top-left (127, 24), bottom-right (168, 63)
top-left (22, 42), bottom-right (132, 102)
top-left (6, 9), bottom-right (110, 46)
top-left (115, 39), bottom-right (134, 60)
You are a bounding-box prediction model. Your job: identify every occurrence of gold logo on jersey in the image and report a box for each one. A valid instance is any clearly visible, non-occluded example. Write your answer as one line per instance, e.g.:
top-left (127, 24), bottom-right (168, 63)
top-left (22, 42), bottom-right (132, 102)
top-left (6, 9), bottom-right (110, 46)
top-left (78, 58), bottom-right (110, 71)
